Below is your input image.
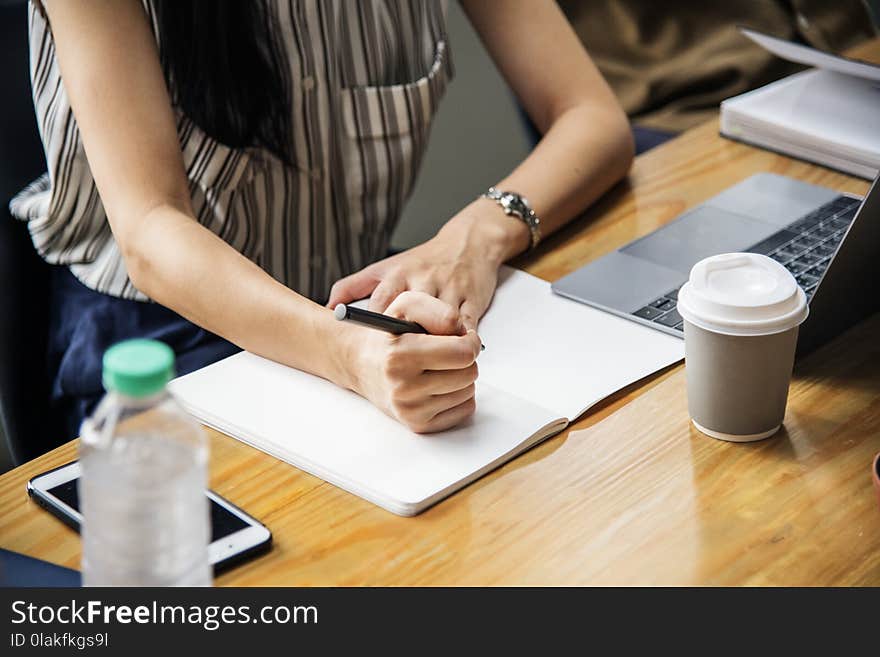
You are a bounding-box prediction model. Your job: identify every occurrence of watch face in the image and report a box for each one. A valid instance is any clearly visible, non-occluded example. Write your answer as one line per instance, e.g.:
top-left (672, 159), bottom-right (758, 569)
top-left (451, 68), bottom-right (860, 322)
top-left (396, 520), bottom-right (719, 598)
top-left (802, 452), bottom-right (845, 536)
top-left (500, 193), bottom-right (524, 216)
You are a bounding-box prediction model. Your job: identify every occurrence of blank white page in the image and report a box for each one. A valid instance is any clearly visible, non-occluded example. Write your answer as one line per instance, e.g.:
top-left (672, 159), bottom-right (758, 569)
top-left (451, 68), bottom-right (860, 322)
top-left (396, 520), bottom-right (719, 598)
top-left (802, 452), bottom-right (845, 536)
top-left (476, 267), bottom-right (684, 420)
top-left (169, 352), bottom-right (562, 516)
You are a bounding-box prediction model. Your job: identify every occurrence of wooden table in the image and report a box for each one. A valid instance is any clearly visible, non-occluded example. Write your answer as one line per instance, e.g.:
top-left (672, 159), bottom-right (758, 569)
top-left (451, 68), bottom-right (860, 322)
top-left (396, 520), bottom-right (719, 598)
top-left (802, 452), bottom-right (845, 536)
top-left (3, 42), bottom-right (879, 587)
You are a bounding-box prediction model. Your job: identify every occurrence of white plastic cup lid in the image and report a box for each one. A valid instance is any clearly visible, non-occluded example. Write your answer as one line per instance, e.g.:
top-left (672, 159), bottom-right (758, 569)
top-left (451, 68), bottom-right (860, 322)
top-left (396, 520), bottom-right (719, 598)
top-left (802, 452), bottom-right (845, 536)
top-left (677, 252), bottom-right (808, 336)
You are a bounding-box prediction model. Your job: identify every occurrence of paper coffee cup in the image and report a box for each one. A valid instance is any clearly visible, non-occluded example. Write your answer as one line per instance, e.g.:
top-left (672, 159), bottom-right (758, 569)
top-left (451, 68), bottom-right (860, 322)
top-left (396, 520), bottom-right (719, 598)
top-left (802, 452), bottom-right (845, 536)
top-left (677, 253), bottom-right (808, 442)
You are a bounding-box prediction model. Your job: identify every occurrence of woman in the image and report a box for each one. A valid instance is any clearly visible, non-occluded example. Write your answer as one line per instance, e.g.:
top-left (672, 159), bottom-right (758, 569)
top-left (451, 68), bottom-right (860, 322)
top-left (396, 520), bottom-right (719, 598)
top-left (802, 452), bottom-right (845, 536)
top-left (12, 0), bottom-right (633, 438)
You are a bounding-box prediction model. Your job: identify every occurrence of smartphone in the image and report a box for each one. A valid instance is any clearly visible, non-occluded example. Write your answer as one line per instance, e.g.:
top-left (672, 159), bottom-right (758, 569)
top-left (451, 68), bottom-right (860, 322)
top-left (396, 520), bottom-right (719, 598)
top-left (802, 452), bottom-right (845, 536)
top-left (27, 461), bottom-right (272, 574)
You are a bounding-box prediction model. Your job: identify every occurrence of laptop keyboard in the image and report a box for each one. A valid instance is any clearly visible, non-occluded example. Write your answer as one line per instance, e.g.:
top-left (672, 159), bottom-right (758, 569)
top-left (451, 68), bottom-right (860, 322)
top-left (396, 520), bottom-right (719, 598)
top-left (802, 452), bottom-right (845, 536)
top-left (631, 195), bottom-right (860, 334)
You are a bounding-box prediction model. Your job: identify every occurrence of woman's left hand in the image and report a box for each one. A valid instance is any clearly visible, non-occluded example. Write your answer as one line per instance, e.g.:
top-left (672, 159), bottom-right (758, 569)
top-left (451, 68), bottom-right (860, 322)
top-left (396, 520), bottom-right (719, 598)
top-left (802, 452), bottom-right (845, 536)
top-left (327, 201), bottom-right (530, 330)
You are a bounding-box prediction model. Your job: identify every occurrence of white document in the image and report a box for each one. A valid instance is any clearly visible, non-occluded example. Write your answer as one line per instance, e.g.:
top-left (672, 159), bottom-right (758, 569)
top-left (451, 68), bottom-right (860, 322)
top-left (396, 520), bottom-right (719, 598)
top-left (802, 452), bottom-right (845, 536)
top-left (721, 29), bottom-right (880, 180)
top-left (169, 267), bottom-right (684, 516)
top-left (740, 28), bottom-right (880, 83)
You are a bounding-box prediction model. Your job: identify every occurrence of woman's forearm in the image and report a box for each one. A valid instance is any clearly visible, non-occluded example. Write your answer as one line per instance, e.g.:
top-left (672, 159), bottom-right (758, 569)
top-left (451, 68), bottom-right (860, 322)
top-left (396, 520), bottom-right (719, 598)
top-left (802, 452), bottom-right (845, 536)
top-left (439, 101), bottom-right (634, 264)
top-left (494, 102), bottom-right (633, 246)
top-left (125, 203), bottom-right (353, 388)
top-left (453, 0), bottom-right (634, 262)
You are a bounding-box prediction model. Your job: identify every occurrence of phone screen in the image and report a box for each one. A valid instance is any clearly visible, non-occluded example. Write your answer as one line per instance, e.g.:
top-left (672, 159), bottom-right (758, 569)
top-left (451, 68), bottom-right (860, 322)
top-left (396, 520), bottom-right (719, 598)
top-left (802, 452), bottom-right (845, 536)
top-left (47, 478), bottom-right (250, 542)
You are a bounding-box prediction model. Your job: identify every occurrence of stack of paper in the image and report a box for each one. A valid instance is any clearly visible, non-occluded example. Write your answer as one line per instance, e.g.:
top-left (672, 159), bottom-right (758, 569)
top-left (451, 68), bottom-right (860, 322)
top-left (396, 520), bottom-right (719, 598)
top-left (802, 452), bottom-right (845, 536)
top-left (721, 29), bottom-right (880, 180)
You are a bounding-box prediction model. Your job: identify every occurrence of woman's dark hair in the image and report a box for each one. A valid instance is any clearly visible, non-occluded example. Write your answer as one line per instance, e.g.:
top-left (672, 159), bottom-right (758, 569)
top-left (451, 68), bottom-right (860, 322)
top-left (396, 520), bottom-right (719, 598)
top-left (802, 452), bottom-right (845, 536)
top-left (151, 0), bottom-right (292, 164)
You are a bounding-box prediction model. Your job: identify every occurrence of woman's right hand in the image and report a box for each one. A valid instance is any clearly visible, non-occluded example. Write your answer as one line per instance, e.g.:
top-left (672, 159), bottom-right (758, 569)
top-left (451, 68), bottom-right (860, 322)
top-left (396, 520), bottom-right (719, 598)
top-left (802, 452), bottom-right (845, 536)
top-left (341, 291), bottom-right (482, 433)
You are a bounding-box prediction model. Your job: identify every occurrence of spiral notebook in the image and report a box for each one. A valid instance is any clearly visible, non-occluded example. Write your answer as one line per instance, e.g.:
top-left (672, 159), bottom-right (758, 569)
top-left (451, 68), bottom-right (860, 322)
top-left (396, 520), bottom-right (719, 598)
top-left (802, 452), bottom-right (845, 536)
top-left (169, 267), bottom-right (684, 515)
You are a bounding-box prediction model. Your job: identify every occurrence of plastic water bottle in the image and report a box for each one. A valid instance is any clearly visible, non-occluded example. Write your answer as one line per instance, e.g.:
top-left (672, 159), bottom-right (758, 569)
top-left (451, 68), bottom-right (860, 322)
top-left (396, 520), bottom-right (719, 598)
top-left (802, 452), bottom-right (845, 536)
top-left (79, 339), bottom-right (211, 586)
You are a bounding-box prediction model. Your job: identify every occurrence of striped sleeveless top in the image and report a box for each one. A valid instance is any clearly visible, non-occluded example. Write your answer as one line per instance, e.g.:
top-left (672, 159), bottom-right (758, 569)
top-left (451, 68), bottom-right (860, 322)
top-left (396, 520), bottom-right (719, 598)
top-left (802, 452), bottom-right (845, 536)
top-left (10, 0), bottom-right (453, 302)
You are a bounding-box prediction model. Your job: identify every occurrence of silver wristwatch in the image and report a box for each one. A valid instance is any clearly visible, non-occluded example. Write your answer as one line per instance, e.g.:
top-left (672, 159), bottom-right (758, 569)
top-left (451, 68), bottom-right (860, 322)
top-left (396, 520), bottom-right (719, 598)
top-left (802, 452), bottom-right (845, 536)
top-left (481, 187), bottom-right (542, 251)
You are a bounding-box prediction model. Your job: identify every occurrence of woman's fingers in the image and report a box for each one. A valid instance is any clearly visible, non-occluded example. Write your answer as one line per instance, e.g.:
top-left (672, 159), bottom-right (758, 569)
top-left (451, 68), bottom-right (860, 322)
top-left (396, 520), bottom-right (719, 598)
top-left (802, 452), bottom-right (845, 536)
top-left (368, 273), bottom-right (408, 313)
top-left (394, 384), bottom-right (476, 430)
top-left (438, 286), bottom-right (465, 313)
top-left (458, 298), bottom-right (484, 331)
top-left (414, 396), bottom-right (478, 434)
top-left (421, 362), bottom-right (479, 396)
top-left (406, 276), bottom-right (439, 300)
top-left (327, 268), bottom-right (381, 308)
top-left (360, 290), bottom-right (484, 433)
top-left (393, 331), bottom-right (481, 372)
top-left (385, 290), bottom-right (465, 336)
top-left (440, 272), bottom-right (494, 331)
top-left (395, 363), bottom-right (479, 400)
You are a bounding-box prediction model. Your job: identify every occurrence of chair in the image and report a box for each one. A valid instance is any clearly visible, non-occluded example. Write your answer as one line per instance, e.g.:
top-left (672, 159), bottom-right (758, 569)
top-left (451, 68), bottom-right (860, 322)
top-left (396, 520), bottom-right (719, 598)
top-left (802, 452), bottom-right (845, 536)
top-left (0, 0), bottom-right (64, 465)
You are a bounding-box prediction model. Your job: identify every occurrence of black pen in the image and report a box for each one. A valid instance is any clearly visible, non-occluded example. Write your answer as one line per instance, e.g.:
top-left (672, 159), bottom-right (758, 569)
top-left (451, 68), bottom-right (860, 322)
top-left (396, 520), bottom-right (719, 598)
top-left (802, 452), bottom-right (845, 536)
top-left (333, 304), bottom-right (485, 350)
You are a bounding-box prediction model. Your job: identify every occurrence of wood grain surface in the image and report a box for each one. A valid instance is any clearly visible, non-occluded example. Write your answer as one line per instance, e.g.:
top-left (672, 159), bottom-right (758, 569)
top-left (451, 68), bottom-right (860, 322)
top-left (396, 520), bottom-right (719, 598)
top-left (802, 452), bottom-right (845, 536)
top-left (1, 40), bottom-right (878, 586)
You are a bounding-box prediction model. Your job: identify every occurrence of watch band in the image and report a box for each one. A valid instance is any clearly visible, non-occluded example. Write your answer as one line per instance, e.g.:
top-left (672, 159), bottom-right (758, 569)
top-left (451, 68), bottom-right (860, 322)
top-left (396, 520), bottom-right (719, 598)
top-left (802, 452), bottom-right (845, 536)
top-left (481, 187), bottom-right (542, 251)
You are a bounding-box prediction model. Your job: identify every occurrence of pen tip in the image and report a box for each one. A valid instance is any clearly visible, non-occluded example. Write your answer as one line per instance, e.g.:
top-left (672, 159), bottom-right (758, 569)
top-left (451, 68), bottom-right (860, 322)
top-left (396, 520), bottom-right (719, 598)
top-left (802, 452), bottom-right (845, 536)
top-left (333, 304), bottom-right (347, 321)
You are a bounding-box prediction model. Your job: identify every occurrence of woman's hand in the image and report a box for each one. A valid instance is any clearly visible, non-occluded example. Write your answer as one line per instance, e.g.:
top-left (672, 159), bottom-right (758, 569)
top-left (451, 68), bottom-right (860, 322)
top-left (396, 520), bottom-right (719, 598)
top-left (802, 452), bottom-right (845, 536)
top-left (328, 200), bottom-right (529, 330)
top-left (339, 291), bottom-right (483, 433)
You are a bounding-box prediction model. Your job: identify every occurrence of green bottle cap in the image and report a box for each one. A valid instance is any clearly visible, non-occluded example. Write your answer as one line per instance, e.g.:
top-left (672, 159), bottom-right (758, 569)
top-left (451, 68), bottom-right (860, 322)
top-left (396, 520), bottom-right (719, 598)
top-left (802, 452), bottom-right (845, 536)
top-left (102, 339), bottom-right (175, 397)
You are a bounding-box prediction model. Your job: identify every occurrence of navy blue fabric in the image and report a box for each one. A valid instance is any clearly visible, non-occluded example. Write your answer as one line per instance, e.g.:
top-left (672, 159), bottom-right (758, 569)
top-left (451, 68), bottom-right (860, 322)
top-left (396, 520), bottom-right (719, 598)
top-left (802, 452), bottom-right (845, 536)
top-left (0, 547), bottom-right (81, 587)
top-left (632, 125), bottom-right (677, 155)
top-left (48, 266), bottom-right (240, 440)
top-left (1, 0), bottom-right (56, 464)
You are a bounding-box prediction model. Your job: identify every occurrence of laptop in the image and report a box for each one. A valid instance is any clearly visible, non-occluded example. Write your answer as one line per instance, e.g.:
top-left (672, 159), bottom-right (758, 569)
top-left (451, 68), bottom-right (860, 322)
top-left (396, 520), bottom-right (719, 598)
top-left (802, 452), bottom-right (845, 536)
top-left (552, 173), bottom-right (880, 356)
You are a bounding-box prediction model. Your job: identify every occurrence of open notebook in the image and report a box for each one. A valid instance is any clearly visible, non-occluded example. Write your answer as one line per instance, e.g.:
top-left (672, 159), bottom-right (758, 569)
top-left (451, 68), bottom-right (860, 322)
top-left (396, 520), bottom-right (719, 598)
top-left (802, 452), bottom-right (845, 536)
top-left (169, 267), bottom-right (684, 515)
